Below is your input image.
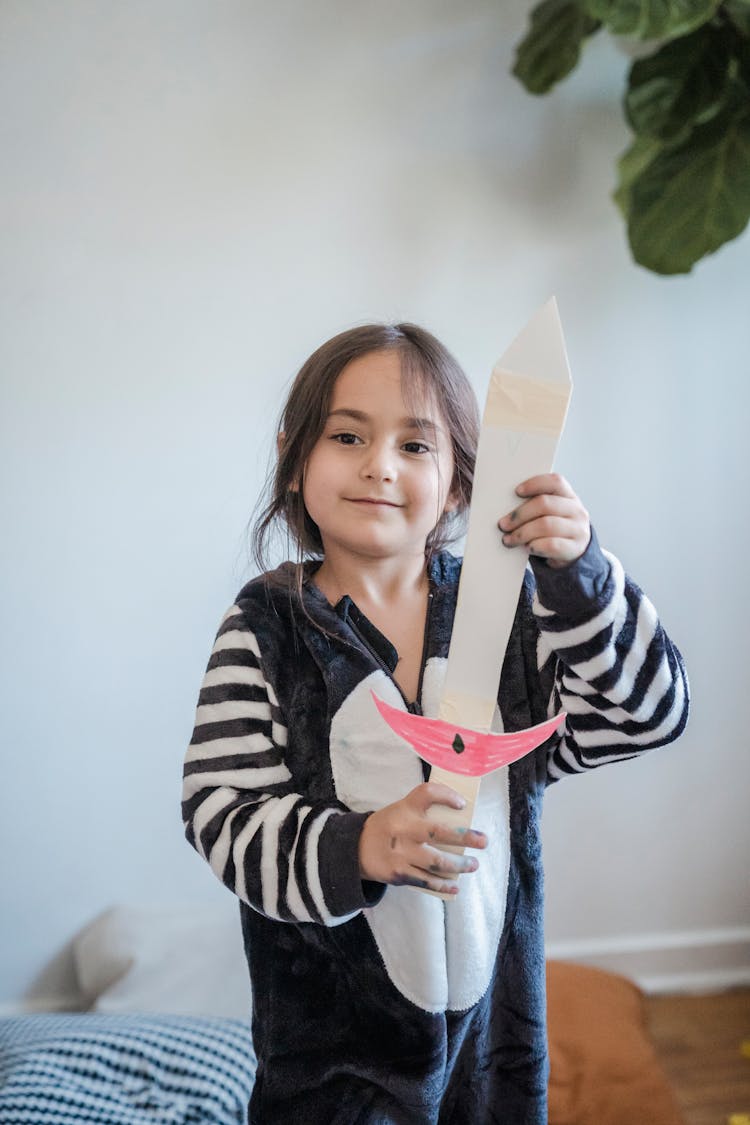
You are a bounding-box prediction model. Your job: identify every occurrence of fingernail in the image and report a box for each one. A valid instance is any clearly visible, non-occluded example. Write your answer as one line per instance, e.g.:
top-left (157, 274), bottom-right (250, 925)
top-left (502, 535), bottom-right (513, 547)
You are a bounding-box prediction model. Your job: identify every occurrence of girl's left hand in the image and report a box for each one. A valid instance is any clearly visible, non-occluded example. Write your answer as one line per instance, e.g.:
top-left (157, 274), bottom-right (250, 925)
top-left (498, 473), bottom-right (590, 569)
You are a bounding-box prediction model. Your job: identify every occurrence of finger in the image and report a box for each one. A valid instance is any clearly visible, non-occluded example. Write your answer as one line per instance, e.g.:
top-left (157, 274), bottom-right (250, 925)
top-left (502, 515), bottom-right (582, 549)
top-left (405, 871), bottom-right (461, 895)
top-left (498, 494), bottom-right (582, 532)
top-left (415, 843), bottom-right (480, 879)
top-left (425, 823), bottom-right (488, 851)
top-left (395, 863), bottom-right (462, 896)
top-left (390, 871), bottom-right (437, 892)
top-left (388, 852), bottom-right (466, 895)
top-left (411, 781), bottom-right (467, 812)
top-left (528, 537), bottom-right (588, 564)
top-left (514, 473), bottom-right (576, 500)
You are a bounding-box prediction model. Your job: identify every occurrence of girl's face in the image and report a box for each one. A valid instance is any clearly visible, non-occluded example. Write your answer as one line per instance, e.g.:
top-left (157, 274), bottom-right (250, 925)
top-left (302, 350), bottom-right (457, 566)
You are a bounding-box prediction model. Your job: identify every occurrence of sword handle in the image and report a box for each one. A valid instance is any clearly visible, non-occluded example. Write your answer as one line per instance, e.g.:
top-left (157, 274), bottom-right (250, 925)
top-left (420, 769), bottom-right (481, 901)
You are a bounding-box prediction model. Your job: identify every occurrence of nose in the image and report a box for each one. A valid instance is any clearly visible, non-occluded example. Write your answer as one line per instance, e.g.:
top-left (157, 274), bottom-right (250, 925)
top-left (360, 441), bottom-right (395, 482)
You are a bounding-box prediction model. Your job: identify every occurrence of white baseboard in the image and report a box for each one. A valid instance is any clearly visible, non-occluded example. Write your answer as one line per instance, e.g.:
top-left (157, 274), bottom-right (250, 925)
top-left (545, 925), bottom-right (750, 994)
top-left (2, 929), bottom-right (747, 1013)
top-left (0, 994), bottom-right (84, 1017)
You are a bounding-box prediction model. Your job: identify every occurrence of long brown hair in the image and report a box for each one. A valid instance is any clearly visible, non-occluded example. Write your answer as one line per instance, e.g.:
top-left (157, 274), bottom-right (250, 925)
top-left (252, 323), bottom-right (479, 577)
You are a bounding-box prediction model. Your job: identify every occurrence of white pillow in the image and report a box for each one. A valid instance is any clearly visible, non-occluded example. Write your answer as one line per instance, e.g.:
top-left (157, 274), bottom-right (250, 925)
top-left (72, 902), bottom-right (252, 1019)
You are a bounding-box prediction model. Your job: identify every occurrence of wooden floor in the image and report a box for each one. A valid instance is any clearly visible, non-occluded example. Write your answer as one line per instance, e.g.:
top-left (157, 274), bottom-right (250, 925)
top-left (644, 988), bottom-right (750, 1125)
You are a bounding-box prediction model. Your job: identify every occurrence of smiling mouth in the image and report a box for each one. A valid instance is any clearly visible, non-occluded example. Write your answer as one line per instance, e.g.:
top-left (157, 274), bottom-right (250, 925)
top-left (347, 497), bottom-right (401, 508)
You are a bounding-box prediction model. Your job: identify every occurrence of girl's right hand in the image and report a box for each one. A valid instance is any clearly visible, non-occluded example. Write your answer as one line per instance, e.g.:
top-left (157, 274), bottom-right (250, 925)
top-left (358, 782), bottom-right (488, 895)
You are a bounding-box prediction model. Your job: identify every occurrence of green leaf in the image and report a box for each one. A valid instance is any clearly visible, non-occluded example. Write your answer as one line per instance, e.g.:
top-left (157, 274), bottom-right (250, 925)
top-left (626, 98), bottom-right (750, 272)
top-left (724, 0), bottom-right (750, 37)
top-left (583, 0), bottom-right (720, 39)
top-left (625, 25), bottom-right (732, 139)
top-left (513, 0), bottom-right (601, 94)
top-left (724, 10), bottom-right (750, 91)
top-left (613, 134), bottom-right (664, 214)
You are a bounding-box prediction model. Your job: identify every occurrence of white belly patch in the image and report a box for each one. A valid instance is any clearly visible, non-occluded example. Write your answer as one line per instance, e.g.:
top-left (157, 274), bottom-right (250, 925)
top-left (329, 660), bottom-right (511, 1013)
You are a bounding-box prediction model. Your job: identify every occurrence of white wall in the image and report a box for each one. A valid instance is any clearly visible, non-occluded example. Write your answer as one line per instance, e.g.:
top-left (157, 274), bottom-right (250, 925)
top-left (2, 0), bottom-right (748, 1006)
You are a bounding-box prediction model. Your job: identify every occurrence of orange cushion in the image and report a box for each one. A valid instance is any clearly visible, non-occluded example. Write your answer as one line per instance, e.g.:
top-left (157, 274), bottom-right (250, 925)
top-left (547, 961), bottom-right (684, 1125)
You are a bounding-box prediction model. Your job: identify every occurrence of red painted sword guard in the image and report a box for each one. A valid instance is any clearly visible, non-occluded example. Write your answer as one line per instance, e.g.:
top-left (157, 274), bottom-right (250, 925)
top-left (371, 691), bottom-right (565, 778)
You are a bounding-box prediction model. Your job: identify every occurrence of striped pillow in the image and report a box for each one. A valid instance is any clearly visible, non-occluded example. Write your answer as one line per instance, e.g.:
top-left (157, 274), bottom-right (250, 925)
top-left (0, 1013), bottom-right (256, 1124)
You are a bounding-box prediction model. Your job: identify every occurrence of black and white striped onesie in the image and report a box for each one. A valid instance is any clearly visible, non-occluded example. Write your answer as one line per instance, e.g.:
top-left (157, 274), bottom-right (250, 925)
top-left (183, 530), bottom-right (688, 1124)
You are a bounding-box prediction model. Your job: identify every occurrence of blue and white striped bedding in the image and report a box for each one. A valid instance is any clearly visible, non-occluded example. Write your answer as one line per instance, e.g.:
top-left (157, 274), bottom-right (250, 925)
top-left (0, 1013), bottom-right (256, 1124)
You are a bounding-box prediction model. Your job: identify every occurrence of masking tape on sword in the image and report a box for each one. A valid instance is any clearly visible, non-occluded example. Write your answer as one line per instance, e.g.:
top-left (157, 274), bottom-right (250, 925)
top-left (486, 369), bottom-right (571, 433)
top-left (438, 691), bottom-right (496, 734)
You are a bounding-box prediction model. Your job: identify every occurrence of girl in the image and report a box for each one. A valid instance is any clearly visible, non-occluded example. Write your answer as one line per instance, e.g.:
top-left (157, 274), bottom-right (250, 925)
top-left (183, 323), bottom-right (688, 1124)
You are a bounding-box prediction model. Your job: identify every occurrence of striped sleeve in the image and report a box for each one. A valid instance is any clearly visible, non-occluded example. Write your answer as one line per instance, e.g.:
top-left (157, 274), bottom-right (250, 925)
top-left (529, 538), bottom-right (689, 783)
top-left (182, 605), bottom-right (378, 926)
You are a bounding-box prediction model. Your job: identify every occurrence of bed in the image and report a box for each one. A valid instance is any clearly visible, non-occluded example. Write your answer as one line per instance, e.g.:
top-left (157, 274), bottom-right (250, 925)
top-left (0, 905), bottom-right (684, 1124)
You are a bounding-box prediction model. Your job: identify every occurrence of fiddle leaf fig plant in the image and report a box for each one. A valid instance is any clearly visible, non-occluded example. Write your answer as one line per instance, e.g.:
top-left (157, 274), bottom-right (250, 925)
top-left (513, 0), bottom-right (750, 273)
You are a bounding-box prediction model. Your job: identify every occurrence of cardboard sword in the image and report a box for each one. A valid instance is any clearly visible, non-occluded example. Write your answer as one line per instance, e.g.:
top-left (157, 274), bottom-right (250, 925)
top-left (371, 298), bottom-right (573, 894)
